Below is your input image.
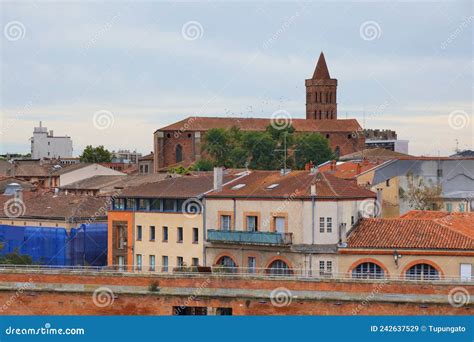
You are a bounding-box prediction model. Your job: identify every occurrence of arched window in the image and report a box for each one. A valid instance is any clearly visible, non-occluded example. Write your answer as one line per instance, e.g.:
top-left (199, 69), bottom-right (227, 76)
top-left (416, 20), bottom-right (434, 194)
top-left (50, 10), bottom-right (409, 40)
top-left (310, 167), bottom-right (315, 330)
top-left (334, 146), bottom-right (340, 159)
top-left (267, 259), bottom-right (292, 276)
top-left (406, 263), bottom-right (439, 280)
top-left (216, 256), bottom-right (237, 273)
top-left (175, 144), bottom-right (183, 163)
top-left (352, 262), bottom-right (384, 279)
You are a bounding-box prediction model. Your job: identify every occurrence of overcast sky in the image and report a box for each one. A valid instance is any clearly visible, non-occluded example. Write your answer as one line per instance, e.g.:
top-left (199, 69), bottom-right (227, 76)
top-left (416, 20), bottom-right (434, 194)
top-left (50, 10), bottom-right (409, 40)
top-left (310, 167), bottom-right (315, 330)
top-left (1, 0), bottom-right (472, 156)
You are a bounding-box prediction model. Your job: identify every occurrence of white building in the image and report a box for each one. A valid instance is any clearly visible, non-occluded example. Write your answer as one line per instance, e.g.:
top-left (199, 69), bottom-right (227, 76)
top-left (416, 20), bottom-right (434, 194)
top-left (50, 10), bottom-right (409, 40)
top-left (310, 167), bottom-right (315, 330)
top-left (31, 122), bottom-right (73, 159)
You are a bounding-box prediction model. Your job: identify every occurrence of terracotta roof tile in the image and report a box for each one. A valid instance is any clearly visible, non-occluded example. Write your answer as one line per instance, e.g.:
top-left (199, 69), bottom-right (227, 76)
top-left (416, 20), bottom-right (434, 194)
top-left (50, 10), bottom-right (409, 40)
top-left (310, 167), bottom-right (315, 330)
top-left (206, 170), bottom-right (376, 199)
top-left (347, 213), bottom-right (474, 250)
top-left (156, 116), bottom-right (361, 133)
top-left (317, 160), bottom-right (382, 179)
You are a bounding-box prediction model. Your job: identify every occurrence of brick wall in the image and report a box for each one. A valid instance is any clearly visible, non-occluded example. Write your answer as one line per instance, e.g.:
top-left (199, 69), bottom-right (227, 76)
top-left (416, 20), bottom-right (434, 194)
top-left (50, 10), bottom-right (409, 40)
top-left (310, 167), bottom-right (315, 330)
top-left (0, 272), bottom-right (471, 315)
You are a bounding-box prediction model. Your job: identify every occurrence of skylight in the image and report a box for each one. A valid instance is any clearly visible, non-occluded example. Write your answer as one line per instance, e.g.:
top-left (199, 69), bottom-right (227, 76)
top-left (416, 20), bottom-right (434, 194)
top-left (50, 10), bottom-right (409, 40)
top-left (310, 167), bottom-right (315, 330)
top-left (231, 184), bottom-right (246, 190)
top-left (266, 183), bottom-right (279, 189)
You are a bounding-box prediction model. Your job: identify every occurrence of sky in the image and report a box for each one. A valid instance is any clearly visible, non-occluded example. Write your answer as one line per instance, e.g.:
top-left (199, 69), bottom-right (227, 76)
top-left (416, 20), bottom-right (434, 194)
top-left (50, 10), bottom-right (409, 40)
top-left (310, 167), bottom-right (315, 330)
top-left (1, 0), bottom-right (472, 157)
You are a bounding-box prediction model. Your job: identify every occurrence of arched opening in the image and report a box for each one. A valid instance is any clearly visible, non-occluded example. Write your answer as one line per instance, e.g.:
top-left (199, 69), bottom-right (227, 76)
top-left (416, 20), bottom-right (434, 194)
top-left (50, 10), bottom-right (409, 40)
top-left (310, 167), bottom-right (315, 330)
top-left (334, 146), bottom-right (340, 159)
top-left (352, 262), bottom-right (384, 279)
top-left (267, 259), bottom-right (292, 276)
top-left (406, 263), bottom-right (440, 280)
top-left (215, 256), bottom-right (237, 273)
top-left (175, 144), bottom-right (183, 163)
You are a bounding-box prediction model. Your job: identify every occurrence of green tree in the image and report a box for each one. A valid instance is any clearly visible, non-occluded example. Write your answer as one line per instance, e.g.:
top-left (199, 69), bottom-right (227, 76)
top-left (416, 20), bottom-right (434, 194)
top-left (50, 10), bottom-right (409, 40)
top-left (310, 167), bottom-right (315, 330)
top-left (79, 145), bottom-right (112, 163)
top-left (202, 128), bottom-right (231, 166)
top-left (399, 173), bottom-right (443, 210)
top-left (0, 247), bottom-right (33, 265)
top-left (294, 133), bottom-right (334, 169)
top-left (191, 158), bottom-right (214, 171)
top-left (242, 132), bottom-right (278, 170)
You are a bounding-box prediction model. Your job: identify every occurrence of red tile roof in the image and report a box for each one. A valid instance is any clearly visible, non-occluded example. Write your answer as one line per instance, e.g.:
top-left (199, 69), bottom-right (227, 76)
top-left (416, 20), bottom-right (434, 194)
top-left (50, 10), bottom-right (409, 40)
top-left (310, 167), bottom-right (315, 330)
top-left (347, 212), bottom-right (474, 250)
top-left (317, 160), bottom-right (382, 179)
top-left (206, 170), bottom-right (376, 199)
top-left (156, 116), bottom-right (362, 133)
top-left (313, 52), bottom-right (331, 79)
top-left (119, 172), bottom-right (240, 198)
top-left (0, 191), bottom-right (109, 220)
top-left (340, 148), bottom-right (411, 161)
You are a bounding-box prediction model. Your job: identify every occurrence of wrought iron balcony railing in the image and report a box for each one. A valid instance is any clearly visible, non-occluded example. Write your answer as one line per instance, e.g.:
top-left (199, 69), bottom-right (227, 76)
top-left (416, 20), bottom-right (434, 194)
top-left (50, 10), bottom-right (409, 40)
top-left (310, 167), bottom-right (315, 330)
top-left (206, 229), bottom-right (292, 245)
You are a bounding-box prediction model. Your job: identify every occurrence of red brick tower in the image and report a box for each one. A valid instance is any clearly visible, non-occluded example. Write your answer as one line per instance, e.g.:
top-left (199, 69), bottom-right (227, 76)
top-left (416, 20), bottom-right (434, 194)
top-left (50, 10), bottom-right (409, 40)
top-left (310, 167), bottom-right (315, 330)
top-left (305, 52), bottom-right (338, 120)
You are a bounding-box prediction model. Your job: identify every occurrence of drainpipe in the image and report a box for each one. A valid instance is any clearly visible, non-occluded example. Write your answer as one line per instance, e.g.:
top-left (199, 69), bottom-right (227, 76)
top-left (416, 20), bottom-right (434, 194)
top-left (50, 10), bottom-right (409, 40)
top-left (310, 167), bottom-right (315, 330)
top-left (233, 198), bottom-right (236, 230)
top-left (202, 197), bottom-right (207, 266)
top-left (310, 184), bottom-right (316, 277)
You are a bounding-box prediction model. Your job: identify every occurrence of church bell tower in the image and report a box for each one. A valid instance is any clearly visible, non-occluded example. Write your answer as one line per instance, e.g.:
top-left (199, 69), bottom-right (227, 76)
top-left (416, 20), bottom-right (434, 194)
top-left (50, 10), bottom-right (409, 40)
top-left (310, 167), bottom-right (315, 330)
top-left (305, 52), bottom-right (338, 120)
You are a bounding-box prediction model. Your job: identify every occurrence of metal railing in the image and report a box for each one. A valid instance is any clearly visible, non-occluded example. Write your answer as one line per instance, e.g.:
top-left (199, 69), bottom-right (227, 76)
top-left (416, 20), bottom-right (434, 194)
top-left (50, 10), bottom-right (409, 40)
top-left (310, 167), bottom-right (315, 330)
top-left (0, 264), bottom-right (472, 284)
top-left (207, 229), bottom-right (292, 245)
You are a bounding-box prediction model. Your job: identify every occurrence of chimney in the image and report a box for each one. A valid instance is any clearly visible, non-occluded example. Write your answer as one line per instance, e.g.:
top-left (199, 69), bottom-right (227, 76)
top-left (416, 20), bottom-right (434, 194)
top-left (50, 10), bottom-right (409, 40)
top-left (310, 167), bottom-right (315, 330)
top-left (49, 130), bottom-right (53, 136)
top-left (375, 188), bottom-right (382, 218)
top-left (356, 162), bottom-right (362, 174)
top-left (213, 167), bottom-right (223, 192)
top-left (339, 223), bottom-right (347, 247)
top-left (330, 160), bottom-right (337, 171)
top-left (310, 184), bottom-right (316, 197)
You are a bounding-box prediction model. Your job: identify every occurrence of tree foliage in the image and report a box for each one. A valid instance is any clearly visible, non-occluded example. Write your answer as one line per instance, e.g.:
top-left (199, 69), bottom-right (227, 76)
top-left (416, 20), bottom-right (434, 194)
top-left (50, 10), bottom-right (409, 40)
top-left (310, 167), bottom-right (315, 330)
top-left (201, 125), bottom-right (334, 170)
top-left (0, 247), bottom-right (33, 265)
top-left (399, 172), bottom-right (443, 210)
top-left (79, 145), bottom-right (112, 163)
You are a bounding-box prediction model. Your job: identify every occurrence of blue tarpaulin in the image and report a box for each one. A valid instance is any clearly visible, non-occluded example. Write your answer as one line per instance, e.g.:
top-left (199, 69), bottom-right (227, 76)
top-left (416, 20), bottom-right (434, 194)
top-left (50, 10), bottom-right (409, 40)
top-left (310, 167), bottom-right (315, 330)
top-left (0, 223), bottom-right (107, 266)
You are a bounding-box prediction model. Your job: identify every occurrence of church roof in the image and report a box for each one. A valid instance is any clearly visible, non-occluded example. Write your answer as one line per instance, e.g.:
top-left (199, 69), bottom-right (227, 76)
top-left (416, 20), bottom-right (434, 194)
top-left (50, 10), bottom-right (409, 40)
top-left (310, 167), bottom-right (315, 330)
top-left (312, 52), bottom-right (331, 79)
top-left (156, 117), bottom-right (361, 133)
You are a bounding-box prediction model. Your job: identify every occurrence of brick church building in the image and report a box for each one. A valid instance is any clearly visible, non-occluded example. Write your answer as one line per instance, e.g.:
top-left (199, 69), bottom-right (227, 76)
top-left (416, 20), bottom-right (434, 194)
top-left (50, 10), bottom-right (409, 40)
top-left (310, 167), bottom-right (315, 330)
top-left (153, 53), bottom-right (365, 170)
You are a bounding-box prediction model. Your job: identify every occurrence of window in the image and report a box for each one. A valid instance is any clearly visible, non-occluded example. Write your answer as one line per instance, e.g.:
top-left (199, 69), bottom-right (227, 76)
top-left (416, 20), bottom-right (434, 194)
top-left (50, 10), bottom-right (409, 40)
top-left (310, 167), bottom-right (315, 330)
top-left (446, 203), bottom-right (453, 212)
top-left (163, 199), bottom-right (176, 212)
top-left (149, 226), bottom-right (156, 241)
top-left (136, 254), bottom-right (142, 271)
top-left (177, 227), bottom-right (183, 243)
top-left (126, 198), bottom-right (136, 210)
top-left (117, 256), bottom-right (125, 271)
top-left (162, 256), bottom-right (169, 272)
top-left (140, 165), bottom-right (144, 173)
top-left (351, 216), bottom-right (355, 225)
top-left (144, 165), bottom-right (149, 173)
top-left (149, 255), bottom-right (156, 271)
top-left (116, 226), bottom-right (126, 249)
top-left (175, 144), bottom-right (183, 163)
top-left (437, 169), bottom-right (443, 177)
top-left (274, 217), bottom-right (285, 234)
top-left (220, 215), bottom-right (231, 230)
top-left (248, 257), bottom-right (256, 274)
top-left (459, 203), bottom-right (465, 212)
top-left (352, 262), bottom-right (384, 279)
top-left (138, 199), bottom-right (147, 211)
top-left (319, 260), bottom-right (333, 276)
top-left (192, 258), bottom-right (199, 267)
top-left (319, 217), bottom-right (325, 232)
top-left (406, 263), bottom-right (439, 280)
top-left (192, 228), bottom-right (199, 243)
top-left (326, 217), bottom-right (332, 233)
top-left (114, 198), bottom-right (125, 210)
top-left (162, 226), bottom-right (168, 242)
top-left (216, 256), bottom-right (237, 273)
top-left (267, 260), bottom-right (292, 276)
top-left (335, 146), bottom-right (340, 159)
top-left (177, 256), bottom-right (184, 267)
top-left (150, 199), bottom-right (160, 211)
top-left (386, 179), bottom-right (390, 187)
top-left (136, 225), bottom-right (142, 241)
top-left (246, 216), bottom-right (258, 232)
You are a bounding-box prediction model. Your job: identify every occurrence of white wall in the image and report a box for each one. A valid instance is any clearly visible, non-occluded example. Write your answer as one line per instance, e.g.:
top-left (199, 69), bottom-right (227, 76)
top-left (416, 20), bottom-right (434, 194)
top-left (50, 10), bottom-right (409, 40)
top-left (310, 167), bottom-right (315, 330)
top-left (60, 164), bottom-right (125, 186)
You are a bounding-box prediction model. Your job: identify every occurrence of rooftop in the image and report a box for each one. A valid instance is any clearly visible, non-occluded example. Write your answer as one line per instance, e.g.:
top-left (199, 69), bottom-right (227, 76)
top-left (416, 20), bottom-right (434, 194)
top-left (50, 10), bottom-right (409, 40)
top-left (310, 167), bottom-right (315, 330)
top-left (156, 116), bottom-right (362, 133)
top-left (339, 148), bottom-right (411, 161)
top-left (347, 211), bottom-right (474, 250)
top-left (206, 170), bottom-right (376, 199)
top-left (0, 191), bottom-right (109, 220)
top-left (317, 160), bottom-right (384, 179)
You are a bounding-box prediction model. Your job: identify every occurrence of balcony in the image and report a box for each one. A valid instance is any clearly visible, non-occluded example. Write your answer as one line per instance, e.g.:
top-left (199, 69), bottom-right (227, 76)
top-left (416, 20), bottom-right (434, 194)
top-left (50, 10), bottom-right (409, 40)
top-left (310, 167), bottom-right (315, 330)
top-left (207, 229), bottom-right (292, 246)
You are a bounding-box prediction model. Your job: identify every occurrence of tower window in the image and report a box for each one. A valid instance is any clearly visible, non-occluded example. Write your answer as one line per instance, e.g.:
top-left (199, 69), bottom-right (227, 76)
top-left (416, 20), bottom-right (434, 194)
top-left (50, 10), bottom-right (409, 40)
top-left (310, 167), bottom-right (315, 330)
top-left (175, 144), bottom-right (183, 163)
